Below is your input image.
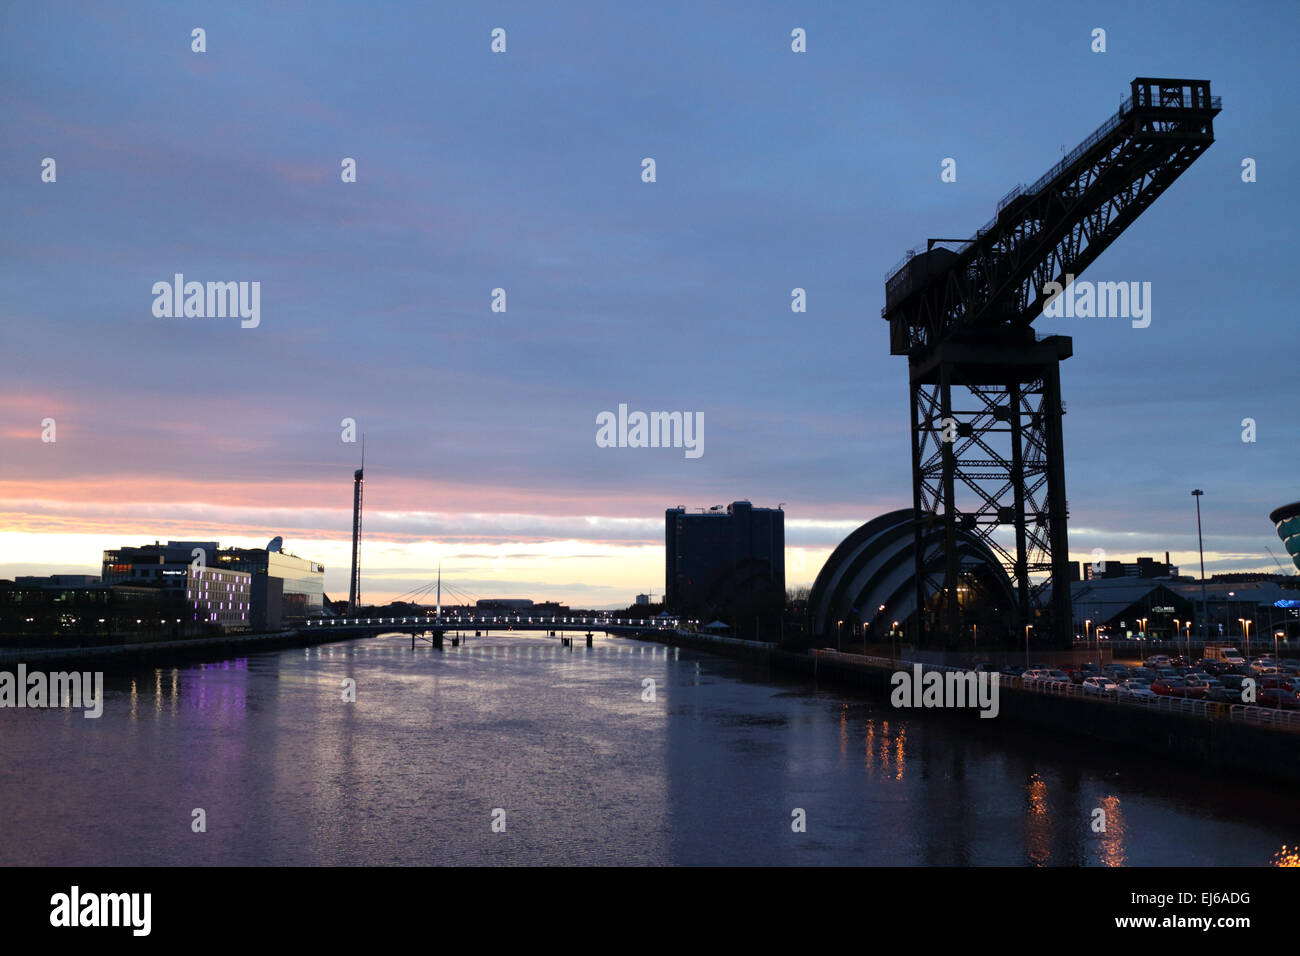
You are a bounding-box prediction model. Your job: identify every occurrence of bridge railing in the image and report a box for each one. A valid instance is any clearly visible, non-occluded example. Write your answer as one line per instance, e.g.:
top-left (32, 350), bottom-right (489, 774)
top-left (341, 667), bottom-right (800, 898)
top-left (303, 615), bottom-right (680, 629)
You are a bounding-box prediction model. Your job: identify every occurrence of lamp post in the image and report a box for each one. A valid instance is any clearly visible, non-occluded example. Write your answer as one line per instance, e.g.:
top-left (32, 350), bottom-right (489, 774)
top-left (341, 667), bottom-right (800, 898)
top-left (1192, 489), bottom-right (1208, 642)
top-left (1025, 624), bottom-right (1033, 668)
top-left (837, 619), bottom-right (843, 653)
top-left (892, 621), bottom-right (900, 661)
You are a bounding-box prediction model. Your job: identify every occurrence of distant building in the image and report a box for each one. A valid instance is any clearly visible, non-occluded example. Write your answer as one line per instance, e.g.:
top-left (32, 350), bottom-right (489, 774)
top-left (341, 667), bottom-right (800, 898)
top-left (1063, 578), bottom-right (1195, 639)
top-left (0, 579), bottom-right (176, 642)
top-left (1070, 553), bottom-right (1179, 581)
top-left (665, 501), bottom-right (785, 630)
top-left (102, 539), bottom-right (323, 630)
top-left (476, 599), bottom-right (534, 610)
top-left (635, 594), bottom-right (650, 606)
top-left (14, 574), bottom-right (101, 587)
top-left (0, 566), bottom-right (249, 641)
top-left (217, 545), bottom-right (325, 626)
top-left (1049, 575), bottom-right (1300, 641)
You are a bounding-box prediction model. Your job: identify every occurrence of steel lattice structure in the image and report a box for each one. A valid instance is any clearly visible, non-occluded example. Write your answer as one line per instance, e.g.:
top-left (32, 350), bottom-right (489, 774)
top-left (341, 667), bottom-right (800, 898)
top-left (881, 78), bottom-right (1220, 646)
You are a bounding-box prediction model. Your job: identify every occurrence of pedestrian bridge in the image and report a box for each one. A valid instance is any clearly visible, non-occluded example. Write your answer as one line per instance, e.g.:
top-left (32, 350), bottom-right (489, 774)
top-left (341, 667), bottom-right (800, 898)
top-left (302, 613), bottom-right (681, 636)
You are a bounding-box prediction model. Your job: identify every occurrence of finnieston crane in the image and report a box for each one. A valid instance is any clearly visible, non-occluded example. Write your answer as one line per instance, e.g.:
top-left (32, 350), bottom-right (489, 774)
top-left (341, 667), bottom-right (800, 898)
top-left (881, 78), bottom-right (1221, 647)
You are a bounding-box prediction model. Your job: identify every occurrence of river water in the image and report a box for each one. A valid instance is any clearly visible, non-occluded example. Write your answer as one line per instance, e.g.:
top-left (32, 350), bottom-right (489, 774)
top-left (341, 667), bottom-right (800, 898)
top-left (0, 632), bottom-right (1296, 866)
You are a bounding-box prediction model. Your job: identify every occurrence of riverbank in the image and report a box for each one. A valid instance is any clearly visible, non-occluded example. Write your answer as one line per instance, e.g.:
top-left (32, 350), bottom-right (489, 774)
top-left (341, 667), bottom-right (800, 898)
top-left (637, 629), bottom-right (1300, 786)
top-left (0, 627), bottom-right (348, 668)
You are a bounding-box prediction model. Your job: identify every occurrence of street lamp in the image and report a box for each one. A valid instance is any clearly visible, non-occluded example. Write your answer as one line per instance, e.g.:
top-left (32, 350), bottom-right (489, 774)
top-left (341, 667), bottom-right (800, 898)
top-left (1192, 489), bottom-right (1208, 642)
top-left (837, 619), bottom-right (843, 653)
top-left (892, 621), bottom-right (900, 660)
top-left (1025, 624), bottom-right (1033, 668)
top-left (1139, 617), bottom-right (1148, 641)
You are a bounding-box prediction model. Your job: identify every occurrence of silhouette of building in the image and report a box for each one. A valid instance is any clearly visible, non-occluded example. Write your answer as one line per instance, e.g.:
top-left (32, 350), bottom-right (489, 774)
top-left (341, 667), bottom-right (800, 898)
top-left (1070, 553), bottom-right (1179, 580)
top-left (665, 501), bottom-right (784, 634)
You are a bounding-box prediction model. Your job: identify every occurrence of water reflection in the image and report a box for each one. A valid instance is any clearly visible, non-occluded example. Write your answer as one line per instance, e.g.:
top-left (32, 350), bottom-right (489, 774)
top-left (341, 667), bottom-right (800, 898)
top-left (1026, 773), bottom-right (1052, 866)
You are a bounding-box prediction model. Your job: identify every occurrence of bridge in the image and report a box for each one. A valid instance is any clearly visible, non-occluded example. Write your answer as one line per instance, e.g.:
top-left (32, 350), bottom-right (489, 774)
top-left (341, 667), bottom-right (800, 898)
top-left (302, 613), bottom-right (682, 638)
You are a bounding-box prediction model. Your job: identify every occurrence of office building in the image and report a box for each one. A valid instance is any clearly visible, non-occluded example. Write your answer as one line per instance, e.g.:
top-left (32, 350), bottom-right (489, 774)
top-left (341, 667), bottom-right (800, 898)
top-left (665, 501), bottom-right (785, 628)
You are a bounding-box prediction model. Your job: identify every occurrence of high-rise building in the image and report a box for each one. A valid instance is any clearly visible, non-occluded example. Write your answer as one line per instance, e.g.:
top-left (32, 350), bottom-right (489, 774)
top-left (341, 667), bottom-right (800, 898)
top-left (665, 501), bottom-right (785, 628)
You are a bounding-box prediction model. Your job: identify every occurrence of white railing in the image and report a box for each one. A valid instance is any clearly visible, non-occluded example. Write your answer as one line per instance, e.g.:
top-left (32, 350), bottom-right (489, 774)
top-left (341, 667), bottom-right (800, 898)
top-left (812, 650), bottom-right (1300, 733)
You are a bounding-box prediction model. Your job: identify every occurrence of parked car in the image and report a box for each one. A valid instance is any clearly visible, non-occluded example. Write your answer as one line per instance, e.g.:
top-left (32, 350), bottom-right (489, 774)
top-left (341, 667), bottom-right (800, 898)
top-left (1000, 664), bottom-right (1026, 677)
top-left (1206, 686), bottom-right (1244, 704)
top-left (973, 662), bottom-right (999, 673)
top-left (1102, 665), bottom-right (1130, 679)
top-left (1152, 678), bottom-right (1206, 699)
top-left (1260, 676), bottom-right (1300, 692)
top-left (1259, 688), bottom-right (1300, 710)
top-left (1146, 654), bottom-right (1172, 667)
top-left (1082, 677), bottom-right (1118, 695)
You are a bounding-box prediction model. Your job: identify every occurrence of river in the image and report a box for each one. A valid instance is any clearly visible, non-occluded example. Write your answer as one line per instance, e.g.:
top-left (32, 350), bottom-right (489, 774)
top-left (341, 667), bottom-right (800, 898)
top-left (0, 632), bottom-right (1295, 865)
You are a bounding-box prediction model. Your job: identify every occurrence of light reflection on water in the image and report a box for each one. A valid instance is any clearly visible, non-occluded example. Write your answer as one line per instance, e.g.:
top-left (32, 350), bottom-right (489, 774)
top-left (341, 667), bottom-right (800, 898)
top-left (0, 632), bottom-right (1296, 866)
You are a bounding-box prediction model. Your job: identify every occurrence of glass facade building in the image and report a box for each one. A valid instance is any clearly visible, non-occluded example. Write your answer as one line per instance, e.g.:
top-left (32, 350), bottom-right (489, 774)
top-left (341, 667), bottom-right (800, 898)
top-left (1271, 502), bottom-right (1300, 573)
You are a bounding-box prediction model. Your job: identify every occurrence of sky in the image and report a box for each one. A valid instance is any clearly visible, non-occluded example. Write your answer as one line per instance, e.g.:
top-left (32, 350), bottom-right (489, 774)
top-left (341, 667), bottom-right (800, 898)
top-left (2, 0), bottom-right (1298, 608)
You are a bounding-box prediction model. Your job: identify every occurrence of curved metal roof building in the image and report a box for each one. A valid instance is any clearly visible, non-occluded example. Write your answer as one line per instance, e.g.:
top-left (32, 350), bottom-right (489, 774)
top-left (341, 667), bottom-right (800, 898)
top-left (807, 509), bottom-right (1018, 646)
